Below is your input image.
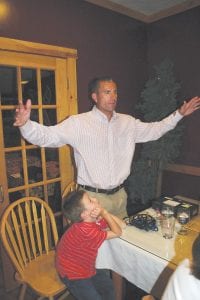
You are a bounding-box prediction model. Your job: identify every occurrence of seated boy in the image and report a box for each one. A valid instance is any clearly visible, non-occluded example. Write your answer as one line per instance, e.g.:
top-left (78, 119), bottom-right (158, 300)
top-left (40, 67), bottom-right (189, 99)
top-left (56, 190), bottom-right (125, 300)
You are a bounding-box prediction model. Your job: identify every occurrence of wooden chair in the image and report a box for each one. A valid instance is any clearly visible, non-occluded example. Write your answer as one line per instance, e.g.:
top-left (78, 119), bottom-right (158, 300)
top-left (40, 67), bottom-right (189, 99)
top-left (62, 181), bottom-right (78, 228)
top-left (62, 181), bottom-right (78, 198)
top-left (0, 196), bottom-right (70, 300)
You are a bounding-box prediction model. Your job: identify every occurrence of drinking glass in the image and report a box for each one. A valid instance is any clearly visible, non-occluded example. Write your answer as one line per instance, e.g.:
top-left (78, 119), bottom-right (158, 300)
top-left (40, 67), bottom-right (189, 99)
top-left (161, 206), bottom-right (174, 218)
top-left (160, 206), bottom-right (175, 239)
top-left (160, 215), bottom-right (175, 239)
top-left (177, 206), bottom-right (190, 235)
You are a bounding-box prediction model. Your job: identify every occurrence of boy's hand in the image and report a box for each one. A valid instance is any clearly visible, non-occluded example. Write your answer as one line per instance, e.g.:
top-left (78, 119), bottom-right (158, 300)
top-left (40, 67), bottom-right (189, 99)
top-left (90, 206), bottom-right (102, 219)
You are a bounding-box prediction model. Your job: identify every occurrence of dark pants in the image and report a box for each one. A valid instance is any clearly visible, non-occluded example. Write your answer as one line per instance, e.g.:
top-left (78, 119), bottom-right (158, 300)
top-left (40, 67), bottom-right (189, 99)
top-left (60, 269), bottom-right (115, 300)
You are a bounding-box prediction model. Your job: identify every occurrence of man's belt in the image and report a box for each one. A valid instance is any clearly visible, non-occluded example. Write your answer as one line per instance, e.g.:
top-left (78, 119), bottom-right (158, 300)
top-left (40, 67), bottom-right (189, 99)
top-left (78, 184), bottom-right (124, 195)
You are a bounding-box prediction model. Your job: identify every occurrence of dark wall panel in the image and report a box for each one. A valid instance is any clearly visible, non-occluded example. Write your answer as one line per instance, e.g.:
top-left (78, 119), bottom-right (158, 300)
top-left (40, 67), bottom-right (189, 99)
top-left (161, 171), bottom-right (200, 200)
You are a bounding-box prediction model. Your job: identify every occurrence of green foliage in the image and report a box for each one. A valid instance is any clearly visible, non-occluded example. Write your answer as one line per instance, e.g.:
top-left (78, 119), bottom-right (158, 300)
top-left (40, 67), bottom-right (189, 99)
top-left (137, 59), bottom-right (181, 120)
top-left (128, 160), bottom-right (159, 204)
top-left (127, 58), bottom-right (184, 204)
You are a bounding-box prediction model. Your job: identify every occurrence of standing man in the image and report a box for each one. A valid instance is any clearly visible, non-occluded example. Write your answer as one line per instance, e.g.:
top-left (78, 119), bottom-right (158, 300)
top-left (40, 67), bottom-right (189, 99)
top-left (14, 76), bottom-right (200, 299)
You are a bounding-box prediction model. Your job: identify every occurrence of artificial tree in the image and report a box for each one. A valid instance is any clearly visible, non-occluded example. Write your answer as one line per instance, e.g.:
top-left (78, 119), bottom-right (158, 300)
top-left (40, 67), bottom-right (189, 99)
top-left (126, 58), bottom-right (184, 210)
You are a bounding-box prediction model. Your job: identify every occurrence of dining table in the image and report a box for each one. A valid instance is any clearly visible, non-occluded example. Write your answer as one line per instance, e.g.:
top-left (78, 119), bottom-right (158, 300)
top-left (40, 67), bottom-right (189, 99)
top-left (96, 209), bottom-right (200, 299)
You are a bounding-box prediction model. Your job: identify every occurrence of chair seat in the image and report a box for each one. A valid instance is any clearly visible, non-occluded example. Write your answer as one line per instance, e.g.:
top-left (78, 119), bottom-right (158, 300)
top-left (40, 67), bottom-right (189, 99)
top-left (16, 251), bottom-right (66, 297)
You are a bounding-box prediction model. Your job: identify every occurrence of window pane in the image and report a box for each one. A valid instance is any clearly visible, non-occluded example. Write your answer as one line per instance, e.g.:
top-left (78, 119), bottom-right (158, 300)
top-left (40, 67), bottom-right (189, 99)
top-left (26, 149), bottom-right (42, 184)
top-left (0, 66), bottom-right (18, 105)
top-left (46, 148), bottom-right (60, 180)
top-left (6, 151), bottom-right (23, 188)
top-left (21, 68), bottom-right (38, 104)
top-left (28, 166), bottom-right (43, 184)
top-left (2, 110), bottom-right (21, 147)
top-left (9, 191), bottom-right (25, 203)
top-left (29, 185), bottom-right (44, 198)
top-left (29, 109), bottom-right (39, 122)
top-left (41, 70), bottom-right (56, 105)
top-left (43, 109), bottom-right (57, 125)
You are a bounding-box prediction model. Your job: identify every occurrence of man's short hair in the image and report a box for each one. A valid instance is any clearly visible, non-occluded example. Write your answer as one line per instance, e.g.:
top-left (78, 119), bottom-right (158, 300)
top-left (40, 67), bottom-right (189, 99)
top-left (88, 76), bottom-right (116, 101)
top-left (62, 190), bottom-right (85, 223)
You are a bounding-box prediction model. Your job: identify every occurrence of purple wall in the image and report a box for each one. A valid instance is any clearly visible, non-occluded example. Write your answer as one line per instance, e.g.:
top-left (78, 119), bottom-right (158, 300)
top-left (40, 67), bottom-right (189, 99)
top-left (0, 0), bottom-right (147, 113)
top-left (147, 7), bottom-right (200, 199)
top-left (147, 7), bottom-right (200, 167)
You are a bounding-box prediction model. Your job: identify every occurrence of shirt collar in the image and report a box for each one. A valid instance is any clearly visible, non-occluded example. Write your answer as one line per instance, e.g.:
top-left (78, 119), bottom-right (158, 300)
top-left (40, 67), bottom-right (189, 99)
top-left (92, 105), bottom-right (118, 122)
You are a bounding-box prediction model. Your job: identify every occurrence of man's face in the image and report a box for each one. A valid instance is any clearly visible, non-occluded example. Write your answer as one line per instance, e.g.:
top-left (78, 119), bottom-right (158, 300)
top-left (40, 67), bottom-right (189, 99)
top-left (92, 81), bottom-right (117, 116)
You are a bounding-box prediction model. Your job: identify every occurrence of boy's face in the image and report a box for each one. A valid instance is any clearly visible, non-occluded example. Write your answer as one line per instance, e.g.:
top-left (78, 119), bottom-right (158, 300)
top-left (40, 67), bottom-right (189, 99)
top-left (81, 192), bottom-right (99, 218)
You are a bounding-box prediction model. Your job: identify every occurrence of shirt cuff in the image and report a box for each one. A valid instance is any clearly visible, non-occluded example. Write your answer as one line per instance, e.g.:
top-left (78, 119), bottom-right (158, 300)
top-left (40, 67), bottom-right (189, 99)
top-left (173, 109), bottom-right (183, 122)
top-left (19, 119), bottom-right (33, 134)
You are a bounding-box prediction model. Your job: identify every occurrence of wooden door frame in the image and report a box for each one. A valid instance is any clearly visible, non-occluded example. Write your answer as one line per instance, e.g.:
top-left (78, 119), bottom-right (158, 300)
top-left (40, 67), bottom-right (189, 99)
top-left (0, 37), bottom-right (78, 291)
top-left (0, 37), bottom-right (77, 58)
top-left (0, 37), bottom-right (78, 204)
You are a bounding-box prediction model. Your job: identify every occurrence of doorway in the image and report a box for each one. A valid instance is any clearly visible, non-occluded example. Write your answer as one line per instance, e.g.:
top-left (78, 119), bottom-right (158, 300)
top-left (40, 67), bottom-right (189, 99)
top-left (0, 37), bottom-right (77, 290)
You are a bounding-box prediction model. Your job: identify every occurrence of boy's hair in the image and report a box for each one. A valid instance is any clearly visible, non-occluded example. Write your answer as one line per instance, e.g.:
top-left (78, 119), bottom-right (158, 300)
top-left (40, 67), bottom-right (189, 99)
top-left (62, 190), bottom-right (85, 223)
top-left (191, 234), bottom-right (200, 280)
top-left (88, 76), bottom-right (116, 101)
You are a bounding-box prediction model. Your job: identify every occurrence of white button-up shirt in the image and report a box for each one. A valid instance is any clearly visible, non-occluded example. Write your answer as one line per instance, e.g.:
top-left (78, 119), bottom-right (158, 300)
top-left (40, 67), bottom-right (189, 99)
top-left (20, 106), bottom-right (182, 189)
top-left (162, 259), bottom-right (200, 300)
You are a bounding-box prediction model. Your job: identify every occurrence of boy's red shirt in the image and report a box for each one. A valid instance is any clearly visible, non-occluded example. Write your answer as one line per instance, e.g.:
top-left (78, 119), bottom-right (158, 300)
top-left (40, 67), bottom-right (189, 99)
top-left (56, 219), bottom-right (107, 280)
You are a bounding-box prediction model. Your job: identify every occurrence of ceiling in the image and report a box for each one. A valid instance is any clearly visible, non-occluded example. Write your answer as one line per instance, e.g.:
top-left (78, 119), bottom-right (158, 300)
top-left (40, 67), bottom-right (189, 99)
top-left (85, 0), bottom-right (200, 23)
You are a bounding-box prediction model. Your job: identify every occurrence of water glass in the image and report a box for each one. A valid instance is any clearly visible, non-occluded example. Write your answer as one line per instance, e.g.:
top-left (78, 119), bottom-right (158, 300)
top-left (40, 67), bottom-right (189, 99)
top-left (177, 206), bottom-right (190, 235)
top-left (160, 215), bottom-right (175, 239)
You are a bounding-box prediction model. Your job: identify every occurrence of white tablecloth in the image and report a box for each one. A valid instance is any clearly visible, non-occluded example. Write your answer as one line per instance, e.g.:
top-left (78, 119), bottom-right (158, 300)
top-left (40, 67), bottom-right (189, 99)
top-left (96, 226), bottom-right (172, 293)
top-left (96, 211), bottom-right (198, 295)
